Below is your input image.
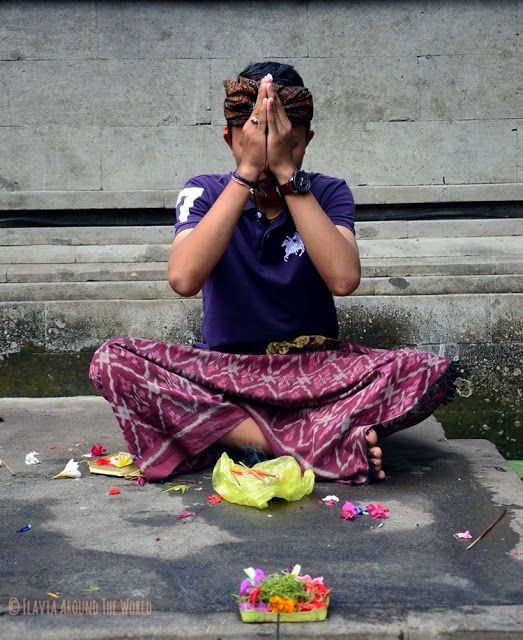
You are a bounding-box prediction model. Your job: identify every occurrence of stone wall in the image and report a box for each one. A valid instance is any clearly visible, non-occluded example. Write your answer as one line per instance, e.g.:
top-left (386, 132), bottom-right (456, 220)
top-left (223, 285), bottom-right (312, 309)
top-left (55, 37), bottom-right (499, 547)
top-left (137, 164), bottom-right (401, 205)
top-left (1, 0), bottom-right (522, 210)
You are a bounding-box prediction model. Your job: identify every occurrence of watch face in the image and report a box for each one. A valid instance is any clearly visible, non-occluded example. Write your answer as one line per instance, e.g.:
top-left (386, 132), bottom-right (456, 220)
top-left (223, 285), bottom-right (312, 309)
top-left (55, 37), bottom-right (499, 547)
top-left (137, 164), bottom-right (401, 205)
top-left (293, 170), bottom-right (311, 193)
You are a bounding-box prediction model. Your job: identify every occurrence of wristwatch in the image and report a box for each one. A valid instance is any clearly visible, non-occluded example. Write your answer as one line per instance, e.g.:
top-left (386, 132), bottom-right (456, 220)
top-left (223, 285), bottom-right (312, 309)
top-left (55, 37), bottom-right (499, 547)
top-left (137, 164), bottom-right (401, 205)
top-left (278, 170), bottom-right (311, 196)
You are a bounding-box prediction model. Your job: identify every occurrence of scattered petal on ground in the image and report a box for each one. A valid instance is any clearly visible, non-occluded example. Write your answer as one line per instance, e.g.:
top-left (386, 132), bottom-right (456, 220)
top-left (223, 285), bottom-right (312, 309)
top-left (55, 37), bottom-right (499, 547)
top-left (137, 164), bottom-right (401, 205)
top-left (208, 493), bottom-right (223, 504)
top-left (25, 452), bottom-right (41, 465)
top-left (321, 495), bottom-right (339, 506)
top-left (367, 503), bottom-right (390, 520)
top-left (47, 592), bottom-right (60, 599)
top-left (90, 443), bottom-right (107, 457)
top-left (107, 487), bottom-right (121, 495)
top-left (133, 476), bottom-right (146, 486)
top-left (155, 536), bottom-right (161, 541)
top-left (340, 501), bottom-right (358, 520)
top-left (52, 459), bottom-right (81, 479)
top-left (454, 530), bottom-right (473, 539)
top-left (176, 511), bottom-right (194, 520)
top-left (18, 523), bottom-right (32, 532)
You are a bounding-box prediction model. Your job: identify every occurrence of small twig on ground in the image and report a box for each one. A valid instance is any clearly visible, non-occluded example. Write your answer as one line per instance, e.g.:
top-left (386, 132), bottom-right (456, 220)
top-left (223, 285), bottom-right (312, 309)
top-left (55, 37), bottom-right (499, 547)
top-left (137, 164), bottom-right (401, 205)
top-left (0, 457), bottom-right (16, 476)
top-left (466, 508), bottom-right (507, 551)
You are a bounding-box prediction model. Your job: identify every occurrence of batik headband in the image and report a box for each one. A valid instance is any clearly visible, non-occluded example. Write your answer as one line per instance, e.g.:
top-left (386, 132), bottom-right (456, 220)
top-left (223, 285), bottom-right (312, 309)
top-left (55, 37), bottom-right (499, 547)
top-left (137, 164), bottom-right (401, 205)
top-left (223, 76), bottom-right (314, 127)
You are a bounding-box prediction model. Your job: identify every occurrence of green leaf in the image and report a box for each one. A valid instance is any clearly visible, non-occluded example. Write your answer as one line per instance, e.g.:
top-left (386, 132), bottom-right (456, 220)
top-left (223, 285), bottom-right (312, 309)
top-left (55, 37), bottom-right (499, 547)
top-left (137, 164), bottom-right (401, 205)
top-left (162, 483), bottom-right (192, 494)
top-left (81, 585), bottom-right (100, 593)
top-left (507, 460), bottom-right (523, 479)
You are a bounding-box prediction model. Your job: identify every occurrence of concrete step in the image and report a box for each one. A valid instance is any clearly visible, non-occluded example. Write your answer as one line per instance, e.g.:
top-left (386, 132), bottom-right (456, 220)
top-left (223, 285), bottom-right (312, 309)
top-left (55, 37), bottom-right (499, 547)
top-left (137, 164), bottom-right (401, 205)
top-left (4, 257), bottom-right (523, 285)
top-left (1, 218), bottom-right (523, 245)
top-left (1, 236), bottom-right (522, 266)
top-left (2, 274), bottom-right (523, 301)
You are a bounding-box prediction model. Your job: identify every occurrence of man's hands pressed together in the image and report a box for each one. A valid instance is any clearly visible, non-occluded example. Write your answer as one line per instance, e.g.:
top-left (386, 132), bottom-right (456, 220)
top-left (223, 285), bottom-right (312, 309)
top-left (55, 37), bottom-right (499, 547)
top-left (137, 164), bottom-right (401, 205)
top-left (168, 72), bottom-right (361, 298)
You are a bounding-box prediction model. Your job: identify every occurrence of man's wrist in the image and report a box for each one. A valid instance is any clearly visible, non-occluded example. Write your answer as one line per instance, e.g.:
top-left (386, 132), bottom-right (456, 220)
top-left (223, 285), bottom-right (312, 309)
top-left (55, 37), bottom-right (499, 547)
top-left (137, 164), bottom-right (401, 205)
top-left (236, 165), bottom-right (260, 182)
top-left (273, 166), bottom-right (297, 185)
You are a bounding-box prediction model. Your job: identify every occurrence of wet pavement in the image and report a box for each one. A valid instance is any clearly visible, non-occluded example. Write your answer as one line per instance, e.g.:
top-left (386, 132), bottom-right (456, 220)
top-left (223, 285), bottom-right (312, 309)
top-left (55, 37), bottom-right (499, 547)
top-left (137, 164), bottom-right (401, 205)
top-left (0, 397), bottom-right (522, 638)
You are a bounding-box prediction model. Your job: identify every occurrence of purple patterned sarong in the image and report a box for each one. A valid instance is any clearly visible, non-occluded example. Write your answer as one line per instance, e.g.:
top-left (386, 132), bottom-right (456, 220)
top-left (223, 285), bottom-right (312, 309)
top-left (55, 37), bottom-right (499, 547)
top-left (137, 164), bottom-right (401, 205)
top-left (89, 337), bottom-right (456, 484)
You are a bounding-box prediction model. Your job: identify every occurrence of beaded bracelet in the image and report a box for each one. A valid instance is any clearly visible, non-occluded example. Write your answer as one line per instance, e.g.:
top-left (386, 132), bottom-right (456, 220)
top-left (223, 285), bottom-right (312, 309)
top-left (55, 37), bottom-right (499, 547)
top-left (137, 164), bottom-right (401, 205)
top-left (231, 172), bottom-right (258, 191)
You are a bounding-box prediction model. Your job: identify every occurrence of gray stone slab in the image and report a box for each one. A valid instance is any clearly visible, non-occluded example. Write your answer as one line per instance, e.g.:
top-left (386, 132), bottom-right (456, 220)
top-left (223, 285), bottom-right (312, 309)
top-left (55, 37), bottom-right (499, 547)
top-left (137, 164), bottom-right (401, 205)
top-left (406, 218), bottom-right (523, 238)
top-left (0, 2), bottom-right (96, 60)
top-left (360, 256), bottom-right (499, 278)
top-left (0, 398), bottom-right (521, 639)
top-left (419, 53), bottom-right (523, 121)
top-left (336, 294), bottom-right (492, 345)
top-left (0, 302), bottom-right (45, 353)
top-left (96, 1), bottom-right (308, 60)
top-left (351, 183), bottom-right (523, 205)
top-left (0, 282), bottom-right (178, 302)
top-left (0, 125), bottom-right (101, 191)
top-left (0, 246), bottom-right (76, 265)
top-left (101, 125), bottom-right (230, 191)
top-left (356, 221), bottom-right (409, 240)
top-left (4, 59), bottom-right (210, 127)
top-left (0, 266), bottom-right (6, 282)
top-left (372, 274), bottom-right (523, 296)
top-left (43, 299), bottom-right (202, 351)
top-left (211, 56), bottom-right (420, 126)
top-left (306, 120), bottom-right (517, 186)
top-left (358, 236), bottom-right (523, 259)
top-left (6, 263), bottom-right (167, 284)
top-left (1, 184), bottom-right (522, 211)
top-left (4, 275), bottom-right (521, 301)
top-left (308, 1), bottom-right (517, 58)
top-left (0, 226), bottom-right (172, 247)
top-left (492, 294), bottom-right (523, 343)
top-left (294, 56), bottom-right (420, 125)
top-left (74, 244), bottom-right (170, 264)
top-left (518, 119), bottom-right (523, 182)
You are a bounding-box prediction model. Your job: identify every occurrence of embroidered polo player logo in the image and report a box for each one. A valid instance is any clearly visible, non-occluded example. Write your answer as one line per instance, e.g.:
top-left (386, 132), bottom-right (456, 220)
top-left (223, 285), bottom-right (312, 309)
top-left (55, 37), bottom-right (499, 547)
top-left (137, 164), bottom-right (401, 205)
top-left (282, 231), bottom-right (305, 262)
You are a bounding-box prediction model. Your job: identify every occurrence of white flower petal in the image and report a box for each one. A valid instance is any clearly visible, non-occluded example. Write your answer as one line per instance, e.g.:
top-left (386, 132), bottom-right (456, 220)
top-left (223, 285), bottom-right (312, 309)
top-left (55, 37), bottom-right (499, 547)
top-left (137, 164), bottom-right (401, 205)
top-left (25, 452), bottom-right (41, 465)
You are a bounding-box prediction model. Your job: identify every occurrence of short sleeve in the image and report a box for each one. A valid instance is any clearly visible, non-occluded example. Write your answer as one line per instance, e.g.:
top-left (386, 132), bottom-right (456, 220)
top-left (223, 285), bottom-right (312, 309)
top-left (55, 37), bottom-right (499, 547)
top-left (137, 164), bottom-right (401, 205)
top-left (174, 176), bottom-right (212, 235)
top-left (314, 176), bottom-right (355, 234)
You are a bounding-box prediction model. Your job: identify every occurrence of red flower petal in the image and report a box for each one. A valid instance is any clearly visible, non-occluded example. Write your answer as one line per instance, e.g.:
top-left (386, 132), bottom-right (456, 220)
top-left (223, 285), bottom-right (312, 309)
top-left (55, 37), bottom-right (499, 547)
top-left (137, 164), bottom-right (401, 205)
top-left (96, 458), bottom-right (110, 466)
top-left (107, 487), bottom-right (121, 495)
top-left (175, 511), bottom-right (194, 520)
top-left (207, 493), bottom-right (222, 504)
top-left (90, 443), bottom-right (107, 457)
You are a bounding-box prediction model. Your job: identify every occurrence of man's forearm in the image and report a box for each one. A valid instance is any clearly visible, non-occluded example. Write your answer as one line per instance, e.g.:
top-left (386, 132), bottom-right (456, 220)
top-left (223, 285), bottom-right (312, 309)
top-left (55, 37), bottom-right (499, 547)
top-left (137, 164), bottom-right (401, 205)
top-left (285, 193), bottom-right (361, 296)
top-left (168, 180), bottom-right (251, 296)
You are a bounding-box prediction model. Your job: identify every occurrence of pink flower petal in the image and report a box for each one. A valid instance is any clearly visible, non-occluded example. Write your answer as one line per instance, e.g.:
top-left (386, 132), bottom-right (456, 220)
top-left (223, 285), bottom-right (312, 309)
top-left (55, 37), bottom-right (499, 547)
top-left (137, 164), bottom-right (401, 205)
top-left (367, 503), bottom-right (390, 520)
top-left (454, 530), bottom-right (473, 540)
top-left (340, 501), bottom-right (358, 520)
top-left (176, 511), bottom-right (194, 520)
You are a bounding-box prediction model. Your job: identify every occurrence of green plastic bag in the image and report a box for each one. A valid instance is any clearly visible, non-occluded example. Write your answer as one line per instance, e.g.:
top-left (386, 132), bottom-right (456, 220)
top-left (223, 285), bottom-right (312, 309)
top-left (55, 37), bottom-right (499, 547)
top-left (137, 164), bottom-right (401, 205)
top-left (212, 452), bottom-right (315, 509)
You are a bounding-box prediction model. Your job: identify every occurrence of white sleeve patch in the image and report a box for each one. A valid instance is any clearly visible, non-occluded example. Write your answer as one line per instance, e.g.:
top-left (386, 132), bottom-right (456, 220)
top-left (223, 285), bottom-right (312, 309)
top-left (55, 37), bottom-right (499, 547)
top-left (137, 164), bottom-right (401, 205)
top-left (176, 187), bottom-right (204, 223)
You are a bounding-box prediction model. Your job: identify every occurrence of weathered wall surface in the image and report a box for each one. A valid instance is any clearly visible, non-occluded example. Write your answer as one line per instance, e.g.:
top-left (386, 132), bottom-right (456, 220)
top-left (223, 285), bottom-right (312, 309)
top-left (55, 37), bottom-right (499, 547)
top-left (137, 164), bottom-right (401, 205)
top-left (1, 0), bottom-right (522, 210)
top-left (0, 2), bottom-right (522, 455)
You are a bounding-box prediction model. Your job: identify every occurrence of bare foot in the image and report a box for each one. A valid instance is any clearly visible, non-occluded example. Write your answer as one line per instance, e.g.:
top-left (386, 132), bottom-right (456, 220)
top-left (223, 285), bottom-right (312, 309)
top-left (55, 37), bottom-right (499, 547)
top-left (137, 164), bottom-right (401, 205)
top-left (366, 428), bottom-right (385, 480)
top-left (219, 417), bottom-right (273, 454)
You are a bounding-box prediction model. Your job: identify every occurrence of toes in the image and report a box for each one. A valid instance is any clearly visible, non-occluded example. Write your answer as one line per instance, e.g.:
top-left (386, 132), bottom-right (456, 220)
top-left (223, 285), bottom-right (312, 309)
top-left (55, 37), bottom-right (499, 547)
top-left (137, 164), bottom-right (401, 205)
top-left (365, 428), bottom-right (378, 447)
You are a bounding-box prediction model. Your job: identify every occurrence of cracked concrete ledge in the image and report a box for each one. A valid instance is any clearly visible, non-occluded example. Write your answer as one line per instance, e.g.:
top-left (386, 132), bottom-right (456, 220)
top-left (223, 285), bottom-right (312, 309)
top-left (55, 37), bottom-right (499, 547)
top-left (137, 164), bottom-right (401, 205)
top-left (0, 183), bottom-right (522, 210)
top-left (1, 606), bottom-right (522, 639)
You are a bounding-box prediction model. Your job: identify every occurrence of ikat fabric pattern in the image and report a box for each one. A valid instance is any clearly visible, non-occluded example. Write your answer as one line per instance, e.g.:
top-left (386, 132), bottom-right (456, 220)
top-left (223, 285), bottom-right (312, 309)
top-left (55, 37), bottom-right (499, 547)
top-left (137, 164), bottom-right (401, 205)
top-left (89, 338), bottom-right (455, 483)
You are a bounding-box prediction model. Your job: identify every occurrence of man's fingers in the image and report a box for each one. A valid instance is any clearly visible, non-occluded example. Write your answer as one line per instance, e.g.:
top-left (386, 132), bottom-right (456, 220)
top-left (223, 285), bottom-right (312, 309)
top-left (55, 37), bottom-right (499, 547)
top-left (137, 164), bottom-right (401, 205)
top-left (266, 97), bottom-right (278, 131)
top-left (249, 79), bottom-right (268, 124)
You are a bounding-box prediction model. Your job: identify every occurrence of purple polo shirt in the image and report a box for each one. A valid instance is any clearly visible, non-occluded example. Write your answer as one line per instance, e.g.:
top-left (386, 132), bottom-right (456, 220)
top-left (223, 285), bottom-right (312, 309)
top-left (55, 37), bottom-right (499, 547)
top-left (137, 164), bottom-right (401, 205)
top-left (174, 172), bottom-right (355, 353)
